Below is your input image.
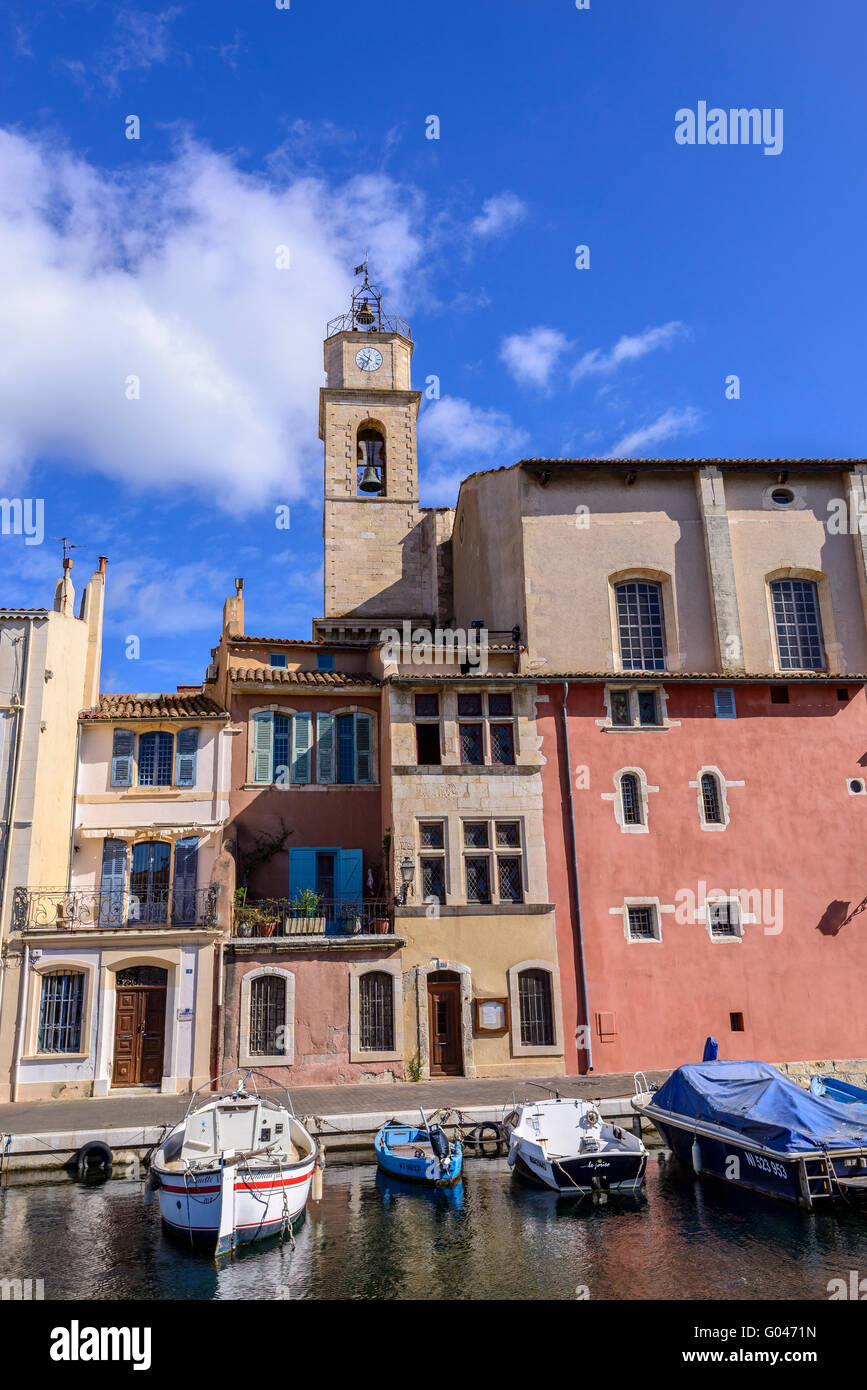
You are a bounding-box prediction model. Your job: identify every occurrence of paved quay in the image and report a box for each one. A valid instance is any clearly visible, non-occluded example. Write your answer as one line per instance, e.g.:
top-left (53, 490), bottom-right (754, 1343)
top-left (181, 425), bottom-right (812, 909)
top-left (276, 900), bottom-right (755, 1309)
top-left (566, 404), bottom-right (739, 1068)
top-left (0, 1069), bottom-right (668, 1139)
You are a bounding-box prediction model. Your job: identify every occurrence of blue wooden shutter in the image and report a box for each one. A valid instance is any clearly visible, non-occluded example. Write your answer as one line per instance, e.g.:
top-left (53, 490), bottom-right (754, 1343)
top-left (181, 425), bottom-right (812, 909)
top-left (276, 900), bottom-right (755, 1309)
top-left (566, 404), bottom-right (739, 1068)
top-left (253, 713), bottom-right (273, 783)
top-left (99, 838), bottom-right (127, 925)
top-left (175, 727), bottom-right (198, 786)
top-left (172, 837), bottom-right (199, 924)
top-left (337, 849), bottom-right (363, 909)
top-left (355, 713), bottom-right (373, 783)
top-left (111, 730), bottom-right (134, 787)
top-left (273, 714), bottom-right (291, 785)
top-left (713, 688), bottom-right (737, 719)
top-left (316, 712), bottom-right (335, 783)
top-left (289, 848), bottom-right (318, 900)
top-left (292, 713), bottom-right (312, 784)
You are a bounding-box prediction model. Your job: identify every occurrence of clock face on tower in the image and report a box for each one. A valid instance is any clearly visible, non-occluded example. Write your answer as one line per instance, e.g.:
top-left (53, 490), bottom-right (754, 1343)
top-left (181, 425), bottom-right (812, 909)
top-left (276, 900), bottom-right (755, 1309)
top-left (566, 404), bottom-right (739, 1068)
top-left (355, 346), bottom-right (383, 372)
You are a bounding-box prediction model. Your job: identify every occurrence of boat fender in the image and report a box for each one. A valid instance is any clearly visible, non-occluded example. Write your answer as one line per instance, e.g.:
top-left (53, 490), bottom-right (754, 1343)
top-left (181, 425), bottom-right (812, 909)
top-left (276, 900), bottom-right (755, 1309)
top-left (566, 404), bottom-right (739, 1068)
top-left (428, 1125), bottom-right (450, 1162)
top-left (311, 1162), bottom-right (323, 1203)
top-left (74, 1140), bottom-right (113, 1179)
top-left (691, 1138), bottom-right (702, 1174)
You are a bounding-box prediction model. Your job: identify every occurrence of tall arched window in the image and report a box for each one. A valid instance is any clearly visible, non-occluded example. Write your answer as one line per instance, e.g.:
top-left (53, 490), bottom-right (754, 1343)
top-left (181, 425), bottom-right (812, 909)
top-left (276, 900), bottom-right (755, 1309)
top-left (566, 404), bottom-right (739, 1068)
top-left (769, 578), bottom-right (824, 669)
top-left (700, 772), bottom-right (723, 824)
top-left (359, 971), bottom-right (394, 1051)
top-left (615, 581), bottom-right (666, 670)
top-left (620, 773), bottom-right (642, 825)
top-left (357, 427), bottom-right (386, 496)
top-left (518, 969), bottom-right (554, 1047)
top-left (249, 974), bottom-right (286, 1056)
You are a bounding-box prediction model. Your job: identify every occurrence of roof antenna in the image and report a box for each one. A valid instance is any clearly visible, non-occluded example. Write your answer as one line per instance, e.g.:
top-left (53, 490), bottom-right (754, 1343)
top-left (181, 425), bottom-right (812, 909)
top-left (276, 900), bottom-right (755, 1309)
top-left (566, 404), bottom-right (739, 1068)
top-left (53, 537), bottom-right (84, 566)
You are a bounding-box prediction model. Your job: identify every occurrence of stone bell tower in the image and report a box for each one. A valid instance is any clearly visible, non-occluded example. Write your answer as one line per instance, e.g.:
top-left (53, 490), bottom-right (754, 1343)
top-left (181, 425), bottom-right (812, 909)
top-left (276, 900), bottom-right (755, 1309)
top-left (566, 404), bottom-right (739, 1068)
top-left (318, 263), bottom-right (429, 630)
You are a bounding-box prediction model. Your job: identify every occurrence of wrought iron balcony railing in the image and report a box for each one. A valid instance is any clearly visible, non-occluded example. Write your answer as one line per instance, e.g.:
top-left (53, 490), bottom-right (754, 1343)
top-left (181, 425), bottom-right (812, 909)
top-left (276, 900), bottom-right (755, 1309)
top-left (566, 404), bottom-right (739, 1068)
top-left (12, 886), bottom-right (220, 932)
top-left (233, 898), bottom-right (394, 939)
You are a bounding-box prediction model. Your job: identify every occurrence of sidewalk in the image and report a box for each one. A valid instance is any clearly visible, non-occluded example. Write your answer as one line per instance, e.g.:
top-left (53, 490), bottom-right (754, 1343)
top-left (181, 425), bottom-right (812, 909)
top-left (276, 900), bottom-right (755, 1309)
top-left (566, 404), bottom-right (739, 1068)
top-left (0, 1070), bottom-right (668, 1136)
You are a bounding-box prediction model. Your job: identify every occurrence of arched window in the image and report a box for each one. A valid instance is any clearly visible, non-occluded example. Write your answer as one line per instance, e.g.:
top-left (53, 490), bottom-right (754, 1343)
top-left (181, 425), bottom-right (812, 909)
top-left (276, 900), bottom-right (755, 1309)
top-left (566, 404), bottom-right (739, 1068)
top-left (620, 772), bottom-right (642, 825)
top-left (138, 731), bottom-right (173, 786)
top-left (359, 971), bottom-right (394, 1051)
top-left (249, 974), bottom-right (286, 1056)
top-left (518, 969), bottom-right (554, 1047)
top-left (37, 971), bottom-right (85, 1053)
top-left (357, 427), bottom-right (386, 496)
top-left (615, 581), bottom-right (665, 670)
top-left (700, 772), bottom-right (723, 824)
top-left (769, 578), bottom-right (824, 670)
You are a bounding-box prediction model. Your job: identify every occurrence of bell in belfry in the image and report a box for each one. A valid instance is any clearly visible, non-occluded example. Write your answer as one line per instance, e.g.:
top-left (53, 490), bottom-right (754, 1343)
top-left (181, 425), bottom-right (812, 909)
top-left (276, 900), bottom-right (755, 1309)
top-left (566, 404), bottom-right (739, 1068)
top-left (357, 437), bottom-right (384, 493)
top-left (356, 299), bottom-right (375, 326)
top-left (358, 463), bottom-right (382, 493)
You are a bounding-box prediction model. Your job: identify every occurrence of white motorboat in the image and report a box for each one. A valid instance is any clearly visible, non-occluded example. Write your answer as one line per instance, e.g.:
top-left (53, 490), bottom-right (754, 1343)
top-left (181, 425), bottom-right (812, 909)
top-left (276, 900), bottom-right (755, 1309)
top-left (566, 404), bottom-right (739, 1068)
top-left (150, 1069), bottom-right (319, 1255)
top-left (502, 1087), bottom-right (647, 1194)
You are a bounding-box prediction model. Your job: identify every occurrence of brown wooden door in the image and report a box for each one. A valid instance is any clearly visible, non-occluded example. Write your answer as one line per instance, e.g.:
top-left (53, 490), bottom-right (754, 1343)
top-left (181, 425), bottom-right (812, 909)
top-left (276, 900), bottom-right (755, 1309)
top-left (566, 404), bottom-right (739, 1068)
top-left (428, 974), bottom-right (462, 1076)
top-left (112, 986), bottom-right (165, 1087)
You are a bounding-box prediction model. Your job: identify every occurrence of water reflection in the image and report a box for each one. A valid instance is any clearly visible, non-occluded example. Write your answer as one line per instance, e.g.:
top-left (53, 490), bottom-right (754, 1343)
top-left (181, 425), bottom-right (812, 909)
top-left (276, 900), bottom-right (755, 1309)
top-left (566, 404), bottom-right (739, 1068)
top-left (0, 1153), bottom-right (865, 1301)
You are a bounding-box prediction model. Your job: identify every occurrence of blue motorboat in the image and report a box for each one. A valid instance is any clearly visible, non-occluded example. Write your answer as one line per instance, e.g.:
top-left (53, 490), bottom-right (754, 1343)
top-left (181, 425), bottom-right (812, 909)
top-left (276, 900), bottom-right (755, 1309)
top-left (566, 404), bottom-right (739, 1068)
top-left (810, 1074), bottom-right (867, 1107)
top-left (375, 1109), bottom-right (463, 1187)
top-left (633, 1060), bottom-right (867, 1208)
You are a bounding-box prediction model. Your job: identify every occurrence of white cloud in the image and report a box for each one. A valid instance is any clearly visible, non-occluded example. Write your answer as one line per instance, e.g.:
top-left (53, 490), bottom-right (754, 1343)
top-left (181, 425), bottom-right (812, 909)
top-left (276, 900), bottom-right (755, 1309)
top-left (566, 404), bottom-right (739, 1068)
top-left (418, 395), bottom-right (530, 504)
top-left (470, 192), bottom-right (527, 239)
top-left (571, 321), bottom-right (688, 383)
top-left (500, 326), bottom-right (569, 389)
top-left (606, 406), bottom-right (702, 458)
top-left (0, 129), bottom-right (425, 510)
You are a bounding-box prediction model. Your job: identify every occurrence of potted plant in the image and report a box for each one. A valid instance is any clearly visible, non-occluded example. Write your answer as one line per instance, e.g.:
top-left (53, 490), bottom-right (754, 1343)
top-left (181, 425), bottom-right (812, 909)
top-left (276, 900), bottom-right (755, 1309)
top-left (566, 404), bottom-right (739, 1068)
top-left (287, 888), bottom-right (325, 934)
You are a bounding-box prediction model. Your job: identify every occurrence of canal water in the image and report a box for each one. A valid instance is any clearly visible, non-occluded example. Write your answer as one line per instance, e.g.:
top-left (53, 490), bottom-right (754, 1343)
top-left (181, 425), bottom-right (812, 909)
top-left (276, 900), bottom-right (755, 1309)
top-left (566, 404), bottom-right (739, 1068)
top-left (2, 1152), bottom-right (866, 1301)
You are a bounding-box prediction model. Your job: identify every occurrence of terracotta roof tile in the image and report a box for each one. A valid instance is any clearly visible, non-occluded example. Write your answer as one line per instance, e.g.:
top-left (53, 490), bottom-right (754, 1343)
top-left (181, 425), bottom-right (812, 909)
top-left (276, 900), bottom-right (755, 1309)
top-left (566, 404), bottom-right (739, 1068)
top-left (80, 693), bottom-right (229, 721)
top-left (229, 666), bottom-right (380, 688)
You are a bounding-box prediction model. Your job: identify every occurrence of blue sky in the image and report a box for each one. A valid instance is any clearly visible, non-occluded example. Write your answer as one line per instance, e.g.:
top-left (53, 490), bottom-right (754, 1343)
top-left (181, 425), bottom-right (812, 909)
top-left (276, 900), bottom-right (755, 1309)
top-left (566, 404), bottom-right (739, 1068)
top-left (0, 0), bottom-right (864, 692)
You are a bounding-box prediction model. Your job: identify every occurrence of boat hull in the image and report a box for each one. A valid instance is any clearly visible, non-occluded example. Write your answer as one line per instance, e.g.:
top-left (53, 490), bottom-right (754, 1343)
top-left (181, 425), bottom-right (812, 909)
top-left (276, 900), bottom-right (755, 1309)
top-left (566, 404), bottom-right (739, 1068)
top-left (510, 1142), bottom-right (646, 1194)
top-left (374, 1126), bottom-right (462, 1186)
top-left (154, 1157), bottom-right (316, 1250)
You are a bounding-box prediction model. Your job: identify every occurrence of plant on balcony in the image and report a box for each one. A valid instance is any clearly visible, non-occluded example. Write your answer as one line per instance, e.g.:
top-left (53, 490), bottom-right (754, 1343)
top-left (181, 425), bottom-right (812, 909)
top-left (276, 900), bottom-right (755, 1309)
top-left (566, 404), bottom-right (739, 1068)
top-left (285, 888), bottom-right (325, 934)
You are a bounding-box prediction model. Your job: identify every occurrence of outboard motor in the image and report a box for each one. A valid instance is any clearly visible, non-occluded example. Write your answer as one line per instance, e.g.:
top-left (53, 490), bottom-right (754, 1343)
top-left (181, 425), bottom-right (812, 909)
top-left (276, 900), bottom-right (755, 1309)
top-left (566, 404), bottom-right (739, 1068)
top-left (428, 1125), bottom-right (450, 1162)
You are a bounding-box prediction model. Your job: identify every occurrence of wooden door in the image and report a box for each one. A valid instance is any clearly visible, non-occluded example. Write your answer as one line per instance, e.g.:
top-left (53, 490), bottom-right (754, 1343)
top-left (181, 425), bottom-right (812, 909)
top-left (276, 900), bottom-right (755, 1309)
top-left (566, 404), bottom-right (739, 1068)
top-left (428, 974), bottom-right (462, 1076)
top-left (112, 984), bottom-right (166, 1087)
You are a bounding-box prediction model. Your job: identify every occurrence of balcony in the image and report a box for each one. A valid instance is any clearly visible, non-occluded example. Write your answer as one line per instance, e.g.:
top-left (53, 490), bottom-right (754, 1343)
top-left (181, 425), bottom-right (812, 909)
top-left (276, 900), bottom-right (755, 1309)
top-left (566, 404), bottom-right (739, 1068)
top-left (12, 885), bottom-right (220, 933)
top-left (233, 898), bottom-right (394, 940)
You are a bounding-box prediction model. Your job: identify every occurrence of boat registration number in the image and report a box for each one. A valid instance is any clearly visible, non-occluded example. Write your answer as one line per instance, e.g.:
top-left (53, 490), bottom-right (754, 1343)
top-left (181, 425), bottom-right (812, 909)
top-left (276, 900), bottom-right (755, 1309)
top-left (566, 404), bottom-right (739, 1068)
top-left (744, 1151), bottom-right (787, 1179)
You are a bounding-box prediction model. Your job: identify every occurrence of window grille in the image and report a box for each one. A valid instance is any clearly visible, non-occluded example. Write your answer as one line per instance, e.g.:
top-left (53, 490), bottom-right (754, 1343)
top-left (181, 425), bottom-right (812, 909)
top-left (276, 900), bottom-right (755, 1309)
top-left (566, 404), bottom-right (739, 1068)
top-left (249, 975), bottom-right (285, 1056)
top-left (770, 579), bottom-right (824, 669)
top-left (457, 693), bottom-right (483, 717)
top-left (616, 582), bottom-right (666, 670)
top-left (497, 856), bottom-right (523, 902)
top-left (488, 693), bottom-right (513, 717)
top-left (627, 905), bottom-right (658, 940)
top-left (359, 972), bottom-right (394, 1051)
top-left (709, 902), bottom-right (741, 938)
top-left (421, 858), bottom-right (445, 903)
top-left (420, 821), bottom-right (444, 849)
top-left (495, 821), bottom-right (520, 847)
top-left (138, 731), bottom-right (173, 786)
top-left (490, 723), bottom-right (515, 764)
top-left (463, 822), bottom-right (489, 848)
top-left (701, 772), bottom-right (723, 824)
top-left (414, 693), bottom-right (439, 718)
top-left (465, 856), bottom-right (491, 903)
top-left (518, 969), bottom-right (554, 1046)
top-left (620, 773), bottom-right (642, 824)
top-left (459, 723), bottom-right (484, 764)
top-left (37, 972), bottom-right (84, 1053)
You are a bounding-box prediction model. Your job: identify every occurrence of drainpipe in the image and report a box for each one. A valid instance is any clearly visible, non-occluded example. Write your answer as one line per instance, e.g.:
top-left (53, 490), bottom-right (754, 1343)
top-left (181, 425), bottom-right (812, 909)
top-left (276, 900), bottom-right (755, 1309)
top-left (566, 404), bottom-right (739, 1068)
top-left (11, 940), bottom-right (29, 1102)
top-left (0, 621), bottom-right (33, 1040)
top-left (66, 721), bottom-right (82, 891)
top-left (560, 681), bottom-right (593, 1072)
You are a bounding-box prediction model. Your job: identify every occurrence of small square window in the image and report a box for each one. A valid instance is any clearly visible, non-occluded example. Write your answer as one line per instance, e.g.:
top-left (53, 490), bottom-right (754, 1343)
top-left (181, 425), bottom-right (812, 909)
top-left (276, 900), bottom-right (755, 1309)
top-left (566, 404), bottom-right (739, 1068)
top-left (627, 905), bottom-right (659, 941)
top-left (316, 653), bottom-right (335, 671)
top-left (730, 1011), bottom-right (745, 1032)
top-left (637, 690), bottom-right (659, 725)
top-left (495, 821), bottom-right (520, 847)
top-left (419, 821), bottom-right (444, 849)
top-left (269, 652), bottom-right (288, 669)
top-left (837, 688), bottom-right (850, 702)
top-left (458, 693), bottom-right (483, 718)
top-left (490, 723), bottom-right (515, 765)
top-left (770, 686), bottom-right (789, 704)
top-left (713, 688), bottom-right (737, 718)
top-left (463, 822), bottom-right (489, 848)
top-left (460, 723), bottom-right (484, 764)
top-left (488, 692), bottom-right (513, 717)
top-left (709, 901), bottom-right (741, 939)
top-left (611, 690), bottom-right (631, 725)
top-left (414, 693), bottom-right (439, 718)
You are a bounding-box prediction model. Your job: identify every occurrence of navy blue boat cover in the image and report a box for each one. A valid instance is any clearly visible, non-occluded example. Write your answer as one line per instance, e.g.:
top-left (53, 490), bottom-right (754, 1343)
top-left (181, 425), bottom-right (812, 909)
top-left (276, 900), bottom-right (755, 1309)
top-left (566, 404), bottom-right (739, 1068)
top-left (652, 1061), bottom-right (867, 1154)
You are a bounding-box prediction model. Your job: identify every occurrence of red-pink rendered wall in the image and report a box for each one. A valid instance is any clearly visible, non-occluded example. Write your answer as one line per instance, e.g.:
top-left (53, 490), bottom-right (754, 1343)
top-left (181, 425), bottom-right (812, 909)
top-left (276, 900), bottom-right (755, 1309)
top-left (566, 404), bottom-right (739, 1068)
top-left (223, 950), bottom-right (404, 1086)
top-left (540, 681), bottom-right (867, 1075)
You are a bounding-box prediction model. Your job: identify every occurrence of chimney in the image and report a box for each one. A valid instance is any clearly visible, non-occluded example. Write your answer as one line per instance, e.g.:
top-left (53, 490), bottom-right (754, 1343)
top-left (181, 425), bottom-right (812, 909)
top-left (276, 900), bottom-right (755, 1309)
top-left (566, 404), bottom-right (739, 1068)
top-left (80, 557), bottom-right (107, 708)
top-left (222, 577), bottom-right (245, 637)
top-left (53, 557), bottom-right (75, 618)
